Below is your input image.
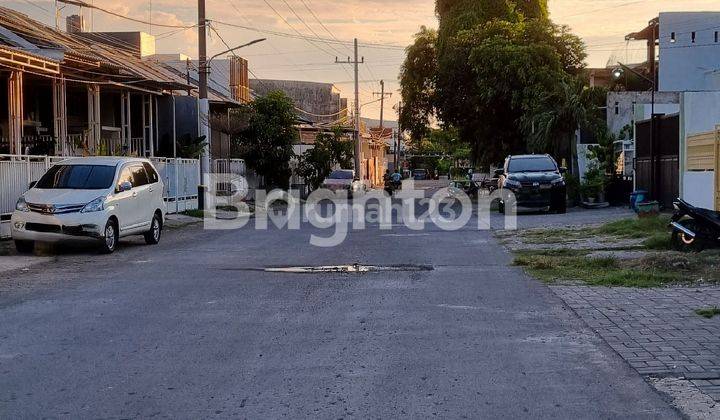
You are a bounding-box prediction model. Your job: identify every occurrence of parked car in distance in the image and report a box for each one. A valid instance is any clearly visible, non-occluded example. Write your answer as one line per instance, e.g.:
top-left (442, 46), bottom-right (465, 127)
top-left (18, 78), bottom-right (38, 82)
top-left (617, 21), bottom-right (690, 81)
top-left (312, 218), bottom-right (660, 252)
top-left (11, 157), bottom-right (167, 254)
top-left (496, 154), bottom-right (567, 214)
top-left (413, 169), bottom-right (429, 180)
top-left (320, 169), bottom-right (367, 198)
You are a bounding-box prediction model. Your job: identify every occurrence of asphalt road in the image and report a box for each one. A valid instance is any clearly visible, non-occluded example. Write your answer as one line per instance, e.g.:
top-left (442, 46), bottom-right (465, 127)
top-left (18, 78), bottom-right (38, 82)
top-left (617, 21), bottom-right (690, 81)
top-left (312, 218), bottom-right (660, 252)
top-left (0, 198), bottom-right (678, 418)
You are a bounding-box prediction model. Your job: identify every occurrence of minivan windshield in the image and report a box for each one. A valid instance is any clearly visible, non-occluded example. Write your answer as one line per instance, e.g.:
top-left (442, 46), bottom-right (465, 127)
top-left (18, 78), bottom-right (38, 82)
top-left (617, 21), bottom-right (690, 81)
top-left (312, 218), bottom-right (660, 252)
top-left (328, 170), bottom-right (353, 180)
top-left (508, 157), bottom-right (557, 173)
top-left (35, 165), bottom-right (116, 190)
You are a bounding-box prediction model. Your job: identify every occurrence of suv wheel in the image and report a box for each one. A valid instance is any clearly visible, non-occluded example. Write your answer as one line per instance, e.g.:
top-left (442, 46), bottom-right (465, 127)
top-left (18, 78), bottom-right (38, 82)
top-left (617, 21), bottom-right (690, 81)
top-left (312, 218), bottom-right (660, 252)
top-left (100, 219), bottom-right (118, 254)
top-left (144, 213), bottom-right (162, 245)
top-left (15, 240), bottom-right (35, 254)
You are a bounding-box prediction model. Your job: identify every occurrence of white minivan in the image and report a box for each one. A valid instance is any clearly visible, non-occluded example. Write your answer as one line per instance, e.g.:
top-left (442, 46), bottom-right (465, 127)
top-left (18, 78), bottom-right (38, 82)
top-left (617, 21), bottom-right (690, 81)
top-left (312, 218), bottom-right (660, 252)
top-left (11, 157), bottom-right (167, 254)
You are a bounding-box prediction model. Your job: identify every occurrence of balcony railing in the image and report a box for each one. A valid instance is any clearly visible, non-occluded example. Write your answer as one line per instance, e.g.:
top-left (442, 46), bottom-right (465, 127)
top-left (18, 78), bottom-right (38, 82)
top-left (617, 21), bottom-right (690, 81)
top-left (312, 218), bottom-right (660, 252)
top-left (0, 134), bottom-right (150, 157)
top-left (0, 136), bottom-right (56, 156)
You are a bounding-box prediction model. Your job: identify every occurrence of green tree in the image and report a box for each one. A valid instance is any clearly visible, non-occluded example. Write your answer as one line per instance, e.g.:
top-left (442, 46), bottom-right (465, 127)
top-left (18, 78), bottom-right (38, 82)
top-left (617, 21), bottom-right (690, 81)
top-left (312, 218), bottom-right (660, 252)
top-left (176, 134), bottom-right (208, 159)
top-left (297, 127), bottom-right (354, 190)
top-left (232, 91), bottom-right (297, 189)
top-left (399, 26), bottom-right (438, 142)
top-left (402, 0), bottom-right (588, 168)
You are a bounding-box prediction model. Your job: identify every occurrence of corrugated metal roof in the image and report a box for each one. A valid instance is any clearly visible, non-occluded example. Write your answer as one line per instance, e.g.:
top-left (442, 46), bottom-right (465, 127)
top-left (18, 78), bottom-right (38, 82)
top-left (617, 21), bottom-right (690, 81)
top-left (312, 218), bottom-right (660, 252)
top-left (0, 6), bottom-right (192, 92)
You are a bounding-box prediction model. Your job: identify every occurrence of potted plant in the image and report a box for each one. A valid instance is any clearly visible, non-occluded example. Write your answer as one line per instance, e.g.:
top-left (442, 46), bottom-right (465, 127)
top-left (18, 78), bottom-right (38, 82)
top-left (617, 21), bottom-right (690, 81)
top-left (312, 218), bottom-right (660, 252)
top-left (581, 163), bottom-right (606, 204)
top-left (563, 173), bottom-right (580, 207)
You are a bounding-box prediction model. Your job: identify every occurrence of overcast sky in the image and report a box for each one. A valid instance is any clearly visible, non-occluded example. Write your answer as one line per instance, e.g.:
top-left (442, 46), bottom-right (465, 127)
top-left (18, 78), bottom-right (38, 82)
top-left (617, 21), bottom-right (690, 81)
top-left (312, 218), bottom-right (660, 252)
top-left (5, 0), bottom-right (720, 121)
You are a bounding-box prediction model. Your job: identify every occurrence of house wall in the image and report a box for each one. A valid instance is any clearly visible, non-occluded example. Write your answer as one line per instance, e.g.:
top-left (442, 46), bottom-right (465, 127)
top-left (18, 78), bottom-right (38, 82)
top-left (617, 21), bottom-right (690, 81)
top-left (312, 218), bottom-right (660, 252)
top-left (155, 95), bottom-right (199, 157)
top-left (80, 32), bottom-right (156, 58)
top-left (659, 12), bottom-right (720, 92)
top-left (679, 91), bottom-right (720, 208)
top-left (607, 91), bottom-right (679, 135)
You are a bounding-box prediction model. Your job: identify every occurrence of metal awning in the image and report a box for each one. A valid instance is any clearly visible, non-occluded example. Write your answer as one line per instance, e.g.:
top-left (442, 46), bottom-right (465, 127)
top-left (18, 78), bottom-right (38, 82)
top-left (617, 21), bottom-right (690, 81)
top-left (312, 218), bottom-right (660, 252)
top-left (0, 44), bottom-right (59, 74)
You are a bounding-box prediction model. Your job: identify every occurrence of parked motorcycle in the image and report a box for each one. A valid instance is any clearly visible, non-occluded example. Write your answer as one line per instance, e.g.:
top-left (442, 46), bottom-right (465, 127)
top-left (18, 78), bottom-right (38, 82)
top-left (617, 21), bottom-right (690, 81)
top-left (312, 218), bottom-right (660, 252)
top-left (670, 199), bottom-right (720, 251)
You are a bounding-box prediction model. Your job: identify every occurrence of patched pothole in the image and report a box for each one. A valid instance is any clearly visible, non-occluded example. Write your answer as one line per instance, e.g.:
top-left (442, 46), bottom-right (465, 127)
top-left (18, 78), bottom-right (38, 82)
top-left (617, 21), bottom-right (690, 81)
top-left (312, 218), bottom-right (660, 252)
top-left (263, 264), bottom-right (434, 273)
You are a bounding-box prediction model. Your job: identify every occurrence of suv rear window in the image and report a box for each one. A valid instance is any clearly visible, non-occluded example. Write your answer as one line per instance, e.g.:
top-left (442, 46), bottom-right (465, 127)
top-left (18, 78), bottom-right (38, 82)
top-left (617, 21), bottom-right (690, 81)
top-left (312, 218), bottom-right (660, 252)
top-left (36, 165), bottom-right (116, 190)
top-left (508, 157), bottom-right (557, 173)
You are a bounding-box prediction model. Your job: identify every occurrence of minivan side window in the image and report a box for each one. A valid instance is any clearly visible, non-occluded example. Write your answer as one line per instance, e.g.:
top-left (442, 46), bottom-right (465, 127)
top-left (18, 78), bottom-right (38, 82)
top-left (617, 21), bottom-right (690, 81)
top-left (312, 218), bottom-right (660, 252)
top-left (143, 163), bottom-right (159, 184)
top-left (117, 166), bottom-right (133, 189)
top-left (131, 165), bottom-right (150, 187)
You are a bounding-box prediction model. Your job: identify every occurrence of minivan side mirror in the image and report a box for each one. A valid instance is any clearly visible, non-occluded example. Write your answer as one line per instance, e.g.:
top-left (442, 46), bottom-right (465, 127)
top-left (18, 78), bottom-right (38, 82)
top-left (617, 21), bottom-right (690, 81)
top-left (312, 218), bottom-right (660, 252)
top-left (118, 181), bottom-right (133, 192)
top-left (494, 169), bottom-right (504, 177)
top-left (28, 181), bottom-right (37, 189)
top-left (559, 167), bottom-right (567, 174)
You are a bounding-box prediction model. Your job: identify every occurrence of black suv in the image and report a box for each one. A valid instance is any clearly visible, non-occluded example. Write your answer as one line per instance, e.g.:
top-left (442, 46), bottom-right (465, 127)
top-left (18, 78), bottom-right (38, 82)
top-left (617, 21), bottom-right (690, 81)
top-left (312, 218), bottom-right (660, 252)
top-left (496, 154), bottom-right (567, 214)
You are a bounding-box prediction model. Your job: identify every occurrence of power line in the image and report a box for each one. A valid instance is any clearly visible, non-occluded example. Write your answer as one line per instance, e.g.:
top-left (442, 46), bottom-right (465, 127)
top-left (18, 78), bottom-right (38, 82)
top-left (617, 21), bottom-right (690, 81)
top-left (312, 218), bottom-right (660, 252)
top-left (22, 0), bottom-right (50, 13)
top-left (258, 0), bottom-right (336, 58)
top-left (210, 19), bottom-right (406, 50)
top-left (298, 0), bottom-right (352, 55)
top-left (559, 0), bottom-right (651, 19)
top-left (278, 0), bottom-right (346, 57)
top-left (56, 0), bottom-right (193, 28)
top-left (209, 24), bottom-right (347, 117)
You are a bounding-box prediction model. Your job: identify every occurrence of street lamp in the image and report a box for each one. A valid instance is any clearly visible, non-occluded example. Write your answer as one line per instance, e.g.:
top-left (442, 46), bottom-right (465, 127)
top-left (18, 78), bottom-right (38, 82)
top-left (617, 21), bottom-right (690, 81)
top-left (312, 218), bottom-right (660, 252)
top-left (207, 38), bottom-right (266, 66)
top-left (612, 62), bottom-right (658, 200)
top-left (611, 67), bottom-right (624, 80)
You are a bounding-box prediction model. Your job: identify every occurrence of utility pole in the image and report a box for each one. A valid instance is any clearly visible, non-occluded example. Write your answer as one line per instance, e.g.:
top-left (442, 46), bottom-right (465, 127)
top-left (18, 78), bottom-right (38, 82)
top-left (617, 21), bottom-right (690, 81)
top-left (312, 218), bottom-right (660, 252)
top-left (373, 80), bottom-right (392, 130)
top-left (395, 101), bottom-right (402, 172)
top-left (198, 0), bottom-right (210, 209)
top-left (336, 39), bottom-right (364, 180)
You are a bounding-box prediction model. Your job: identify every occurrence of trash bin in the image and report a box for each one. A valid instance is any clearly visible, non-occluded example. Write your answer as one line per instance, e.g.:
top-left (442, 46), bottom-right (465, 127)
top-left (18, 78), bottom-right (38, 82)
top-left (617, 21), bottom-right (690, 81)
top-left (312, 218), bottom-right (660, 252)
top-left (630, 190), bottom-right (648, 211)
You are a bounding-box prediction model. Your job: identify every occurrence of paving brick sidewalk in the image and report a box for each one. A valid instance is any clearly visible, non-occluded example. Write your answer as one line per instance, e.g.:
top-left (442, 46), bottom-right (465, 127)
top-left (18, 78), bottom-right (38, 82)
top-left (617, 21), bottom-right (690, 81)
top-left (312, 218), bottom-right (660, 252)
top-left (552, 286), bottom-right (720, 401)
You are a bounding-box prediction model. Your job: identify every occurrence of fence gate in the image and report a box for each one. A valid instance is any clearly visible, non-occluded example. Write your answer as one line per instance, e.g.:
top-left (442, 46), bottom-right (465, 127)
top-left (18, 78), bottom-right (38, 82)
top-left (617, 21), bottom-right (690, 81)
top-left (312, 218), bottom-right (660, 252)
top-left (635, 115), bottom-right (679, 209)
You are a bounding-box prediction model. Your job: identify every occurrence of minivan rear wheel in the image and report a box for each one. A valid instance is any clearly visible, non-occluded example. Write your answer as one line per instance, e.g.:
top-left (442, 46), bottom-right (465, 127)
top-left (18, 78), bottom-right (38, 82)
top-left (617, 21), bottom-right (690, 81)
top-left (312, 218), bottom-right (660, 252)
top-left (15, 240), bottom-right (34, 254)
top-left (99, 219), bottom-right (118, 254)
top-left (144, 213), bottom-right (162, 245)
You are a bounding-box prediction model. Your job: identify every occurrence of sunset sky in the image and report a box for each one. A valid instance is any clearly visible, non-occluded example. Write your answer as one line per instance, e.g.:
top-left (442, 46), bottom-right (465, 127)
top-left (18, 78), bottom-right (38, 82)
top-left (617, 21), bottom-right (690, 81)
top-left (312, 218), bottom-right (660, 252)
top-left (5, 0), bottom-right (720, 120)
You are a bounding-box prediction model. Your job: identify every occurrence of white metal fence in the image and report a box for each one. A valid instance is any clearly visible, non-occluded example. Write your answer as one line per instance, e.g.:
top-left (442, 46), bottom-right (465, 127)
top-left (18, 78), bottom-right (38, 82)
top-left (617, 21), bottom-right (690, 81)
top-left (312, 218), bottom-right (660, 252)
top-left (213, 158), bottom-right (246, 176)
top-left (1, 154), bottom-right (200, 238)
top-left (0, 155), bottom-right (66, 216)
top-left (151, 157), bottom-right (201, 214)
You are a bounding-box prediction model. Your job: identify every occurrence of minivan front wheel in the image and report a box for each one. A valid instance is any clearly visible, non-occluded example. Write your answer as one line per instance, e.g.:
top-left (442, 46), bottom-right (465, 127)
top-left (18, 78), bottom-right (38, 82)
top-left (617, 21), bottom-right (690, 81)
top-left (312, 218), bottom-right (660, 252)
top-left (144, 213), bottom-right (162, 245)
top-left (100, 219), bottom-right (118, 254)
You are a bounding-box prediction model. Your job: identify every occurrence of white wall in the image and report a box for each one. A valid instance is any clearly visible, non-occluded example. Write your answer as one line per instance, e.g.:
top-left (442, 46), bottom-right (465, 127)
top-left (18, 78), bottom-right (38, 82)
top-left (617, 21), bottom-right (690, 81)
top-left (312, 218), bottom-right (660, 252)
top-left (679, 91), bottom-right (720, 207)
top-left (682, 171), bottom-right (715, 208)
top-left (659, 12), bottom-right (720, 92)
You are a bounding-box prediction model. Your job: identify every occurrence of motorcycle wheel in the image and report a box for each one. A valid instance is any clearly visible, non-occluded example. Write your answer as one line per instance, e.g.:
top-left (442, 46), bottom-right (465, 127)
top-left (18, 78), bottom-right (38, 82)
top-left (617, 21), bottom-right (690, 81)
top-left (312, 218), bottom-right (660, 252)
top-left (671, 220), bottom-right (705, 252)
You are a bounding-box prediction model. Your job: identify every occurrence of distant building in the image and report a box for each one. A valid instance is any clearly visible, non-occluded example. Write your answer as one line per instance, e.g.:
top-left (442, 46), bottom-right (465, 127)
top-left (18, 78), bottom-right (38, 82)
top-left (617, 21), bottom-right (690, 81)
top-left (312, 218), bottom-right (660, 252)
top-left (249, 79), bottom-right (348, 125)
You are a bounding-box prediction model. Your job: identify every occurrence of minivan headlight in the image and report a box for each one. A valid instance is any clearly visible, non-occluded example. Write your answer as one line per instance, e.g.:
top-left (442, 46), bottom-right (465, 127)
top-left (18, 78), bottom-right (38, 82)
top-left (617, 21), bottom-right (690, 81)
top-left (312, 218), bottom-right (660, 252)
top-left (81, 196), bottom-right (105, 213)
top-left (551, 178), bottom-right (566, 186)
top-left (15, 197), bottom-right (29, 212)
